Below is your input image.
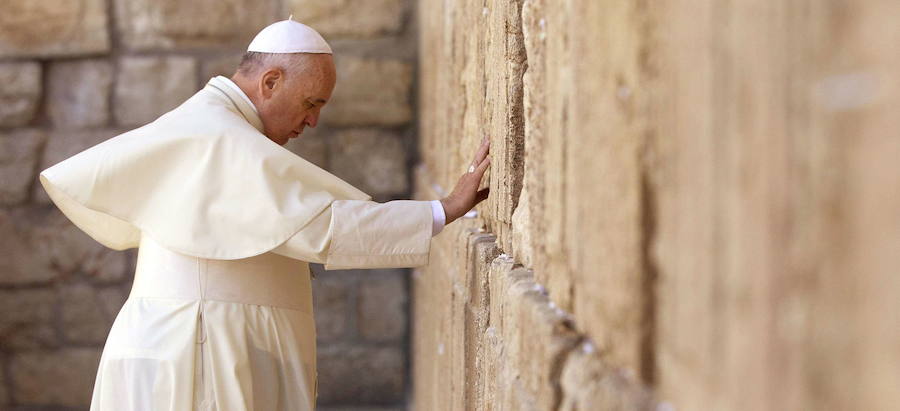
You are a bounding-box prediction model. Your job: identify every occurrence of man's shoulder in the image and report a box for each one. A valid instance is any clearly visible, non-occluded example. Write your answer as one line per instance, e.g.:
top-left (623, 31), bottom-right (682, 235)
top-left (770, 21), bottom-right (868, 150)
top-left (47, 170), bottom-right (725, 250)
top-left (131, 88), bottom-right (260, 140)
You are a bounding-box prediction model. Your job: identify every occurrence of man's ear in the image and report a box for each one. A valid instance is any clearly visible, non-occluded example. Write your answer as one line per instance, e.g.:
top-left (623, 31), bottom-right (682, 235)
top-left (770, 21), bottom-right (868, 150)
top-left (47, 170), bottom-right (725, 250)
top-left (259, 69), bottom-right (282, 99)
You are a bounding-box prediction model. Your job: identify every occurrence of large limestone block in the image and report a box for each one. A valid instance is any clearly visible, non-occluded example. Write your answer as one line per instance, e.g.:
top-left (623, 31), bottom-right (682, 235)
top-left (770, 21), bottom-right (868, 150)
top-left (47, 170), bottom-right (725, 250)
top-left (201, 53), bottom-right (244, 81)
top-left (47, 59), bottom-right (113, 129)
top-left (114, 0), bottom-right (278, 50)
top-left (357, 269), bottom-right (407, 342)
top-left (325, 56), bottom-right (412, 127)
top-left (0, 0), bottom-right (109, 57)
top-left (557, 342), bottom-right (656, 411)
top-left (328, 129), bottom-right (408, 196)
top-left (0, 288), bottom-right (59, 350)
top-left (285, 126), bottom-right (329, 169)
top-left (317, 344), bottom-right (405, 404)
top-left (10, 348), bottom-right (102, 407)
top-left (566, 0), bottom-right (652, 378)
top-left (653, 1), bottom-right (900, 410)
top-left (312, 271), bottom-right (350, 341)
top-left (481, 0), bottom-right (527, 253)
top-left (0, 208), bottom-right (128, 286)
top-left (0, 130), bottom-right (44, 206)
top-left (289, 0), bottom-right (405, 39)
top-left (59, 282), bottom-right (114, 344)
top-left (114, 56), bottom-right (198, 126)
top-left (0, 62), bottom-right (41, 127)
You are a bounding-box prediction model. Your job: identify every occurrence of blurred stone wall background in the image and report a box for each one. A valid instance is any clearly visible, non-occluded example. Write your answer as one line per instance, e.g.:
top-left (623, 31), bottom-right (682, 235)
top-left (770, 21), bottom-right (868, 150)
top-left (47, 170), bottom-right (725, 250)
top-left (414, 0), bottom-right (899, 410)
top-left (0, 0), bottom-right (417, 410)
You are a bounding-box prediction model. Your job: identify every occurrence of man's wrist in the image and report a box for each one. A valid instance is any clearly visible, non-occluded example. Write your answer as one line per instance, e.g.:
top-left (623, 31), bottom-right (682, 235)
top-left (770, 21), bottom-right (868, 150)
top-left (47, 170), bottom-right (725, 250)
top-left (430, 200), bottom-right (446, 236)
top-left (440, 198), bottom-right (456, 224)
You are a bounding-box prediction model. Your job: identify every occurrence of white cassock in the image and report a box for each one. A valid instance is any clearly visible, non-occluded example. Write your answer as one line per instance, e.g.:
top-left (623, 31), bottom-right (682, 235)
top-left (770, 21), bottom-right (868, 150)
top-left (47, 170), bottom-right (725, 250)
top-left (39, 74), bottom-right (445, 411)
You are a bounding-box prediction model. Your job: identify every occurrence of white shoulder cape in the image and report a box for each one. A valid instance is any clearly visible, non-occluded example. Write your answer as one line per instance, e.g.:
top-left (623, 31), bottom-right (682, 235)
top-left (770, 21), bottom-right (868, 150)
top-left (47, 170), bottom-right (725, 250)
top-left (39, 76), bottom-right (370, 260)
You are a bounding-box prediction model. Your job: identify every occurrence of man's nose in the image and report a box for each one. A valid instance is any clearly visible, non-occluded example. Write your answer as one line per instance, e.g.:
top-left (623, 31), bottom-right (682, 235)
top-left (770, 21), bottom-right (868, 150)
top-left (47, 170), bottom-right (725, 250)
top-left (305, 114), bottom-right (318, 128)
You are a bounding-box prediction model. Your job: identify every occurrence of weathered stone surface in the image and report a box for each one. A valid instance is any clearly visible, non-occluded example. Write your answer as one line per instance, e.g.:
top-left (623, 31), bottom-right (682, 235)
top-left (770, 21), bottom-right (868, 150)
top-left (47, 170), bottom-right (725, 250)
top-left (0, 208), bottom-right (127, 286)
top-left (318, 407), bottom-right (404, 411)
top-left (59, 282), bottom-right (112, 344)
top-left (289, 0), bottom-right (405, 39)
top-left (558, 342), bottom-right (656, 411)
top-left (79, 245), bottom-right (130, 283)
top-left (34, 129), bottom-right (119, 204)
top-left (0, 0), bottom-right (109, 57)
top-left (10, 348), bottom-right (101, 407)
top-left (317, 344), bottom-right (405, 404)
top-left (312, 273), bottom-right (350, 341)
top-left (97, 285), bottom-right (130, 321)
top-left (114, 0), bottom-right (277, 51)
top-left (357, 270), bottom-right (407, 342)
top-left (47, 59), bottom-right (113, 128)
top-left (0, 376), bottom-right (7, 407)
top-left (0, 210), bottom-right (57, 285)
top-left (0, 130), bottom-right (45, 206)
top-left (285, 128), bottom-right (329, 169)
top-left (0, 62), bottom-right (41, 127)
top-left (0, 289), bottom-right (59, 350)
top-left (329, 129), bottom-right (408, 196)
top-left (201, 53), bottom-right (243, 81)
top-left (114, 56), bottom-right (198, 126)
top-left (325, 57), bottom-right (412, 127)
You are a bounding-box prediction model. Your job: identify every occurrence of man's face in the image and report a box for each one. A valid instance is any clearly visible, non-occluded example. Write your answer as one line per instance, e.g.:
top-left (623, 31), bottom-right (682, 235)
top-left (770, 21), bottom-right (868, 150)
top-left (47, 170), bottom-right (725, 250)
top-left (256, 54), bottom-right (336, 146)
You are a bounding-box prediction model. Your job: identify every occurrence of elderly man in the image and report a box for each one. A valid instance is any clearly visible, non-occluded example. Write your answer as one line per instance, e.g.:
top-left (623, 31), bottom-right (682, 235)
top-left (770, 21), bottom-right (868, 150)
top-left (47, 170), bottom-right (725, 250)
top-left (39, 19), bottom-right (489, 411)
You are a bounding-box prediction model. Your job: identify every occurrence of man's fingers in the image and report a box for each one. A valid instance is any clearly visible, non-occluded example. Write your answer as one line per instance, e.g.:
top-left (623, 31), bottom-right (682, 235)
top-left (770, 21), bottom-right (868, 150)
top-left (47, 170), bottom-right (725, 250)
top-left (476, 188), bottom-right (490, 203)
top-left (474, 137), bottom-right (490, 164)
top-left (475, 155), bottom-right (491, 178)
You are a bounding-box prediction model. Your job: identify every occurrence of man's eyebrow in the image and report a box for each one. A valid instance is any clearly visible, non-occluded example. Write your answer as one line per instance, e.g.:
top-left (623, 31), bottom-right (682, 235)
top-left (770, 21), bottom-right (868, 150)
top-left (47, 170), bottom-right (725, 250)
top-left (309, 98), bottom-right (328, 104)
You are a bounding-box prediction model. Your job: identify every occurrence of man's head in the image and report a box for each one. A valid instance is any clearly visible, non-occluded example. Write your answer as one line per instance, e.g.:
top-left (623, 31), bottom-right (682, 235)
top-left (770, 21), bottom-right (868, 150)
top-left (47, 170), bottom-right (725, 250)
top-left (231, 52), bottom-right (336, 146)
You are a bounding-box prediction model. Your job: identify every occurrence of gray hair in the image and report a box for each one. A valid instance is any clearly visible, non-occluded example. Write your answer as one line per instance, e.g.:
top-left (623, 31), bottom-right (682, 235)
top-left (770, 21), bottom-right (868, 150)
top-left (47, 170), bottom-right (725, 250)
top-left (235, 51), bottom-right (319, 77)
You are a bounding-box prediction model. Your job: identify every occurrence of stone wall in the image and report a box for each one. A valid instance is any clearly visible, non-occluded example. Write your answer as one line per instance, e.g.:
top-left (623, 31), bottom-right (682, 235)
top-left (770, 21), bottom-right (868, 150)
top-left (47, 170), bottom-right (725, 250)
top-left (0, 0), bottom-right (417, 410)
top-left (414, 0), bottom-right (900, 410)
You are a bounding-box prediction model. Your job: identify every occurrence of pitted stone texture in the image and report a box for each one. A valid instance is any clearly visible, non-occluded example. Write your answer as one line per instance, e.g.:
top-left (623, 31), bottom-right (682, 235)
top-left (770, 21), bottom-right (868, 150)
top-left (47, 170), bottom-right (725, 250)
top-left (115, 56), bottom-right (198, 126)
top-left (0, 288), bottom-right (59, 350)
top-left (202, 53), bottom-right (244, 81)
top-left (115, 0), bottom-right (278, 51)
top-left (97, 285), bottom-right (130, 321)
top-left (0, 62), bottom-right (41, 127)
top-left (558, 344), bottom-right (656, 411)
top-left (325, 56), bottom-right (412, 127)
top-left (0, 209), bottom-right (57, 285)
top-left (285, 127), bottom-right (329, 169)
top-left (0, 130), bottom-right (45, 206)
top-left (0, 208), bottom-right (128, 286)
top-left (60, 282), bottom-right (111, 344)
top-left (31, 210), bottom-right (130, 282)
top-left (329, 129), bottom-right (408, 196)
top-left (317, 344), bottom-right (405, 404)
top-left (34, 129), bottom-right (119, 204)
top-left (0, 0), bottom-right (109, 57)
top-left (289, 0), bottom-right (405, 39)
top-left (0, 375), bottom-right (7, 406)
top-left (10, 348), bottom-right (102, 407)
top-left (47, 59), bottom-right (113, 128)
top-left (312, 273), bottom-right (350, 341)
top-left (357, 269), bottom-right (407, 342)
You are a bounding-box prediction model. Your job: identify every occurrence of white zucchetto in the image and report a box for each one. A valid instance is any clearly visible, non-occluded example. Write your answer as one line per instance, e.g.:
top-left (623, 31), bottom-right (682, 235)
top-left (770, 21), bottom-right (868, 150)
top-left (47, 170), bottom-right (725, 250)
top-left (247, 17), bottom-right (333, 54)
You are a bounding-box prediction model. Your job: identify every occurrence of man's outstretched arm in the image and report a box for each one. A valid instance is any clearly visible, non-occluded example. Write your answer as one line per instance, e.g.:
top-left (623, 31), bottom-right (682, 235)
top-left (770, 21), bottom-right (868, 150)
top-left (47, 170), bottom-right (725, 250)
top-left (271, 138), bottom-right (491, 269)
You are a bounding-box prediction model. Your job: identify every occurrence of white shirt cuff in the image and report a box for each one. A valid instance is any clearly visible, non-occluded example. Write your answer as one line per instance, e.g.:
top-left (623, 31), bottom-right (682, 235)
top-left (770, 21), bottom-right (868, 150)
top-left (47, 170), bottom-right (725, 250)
top-left (430, 200), bottom-right (446, 237)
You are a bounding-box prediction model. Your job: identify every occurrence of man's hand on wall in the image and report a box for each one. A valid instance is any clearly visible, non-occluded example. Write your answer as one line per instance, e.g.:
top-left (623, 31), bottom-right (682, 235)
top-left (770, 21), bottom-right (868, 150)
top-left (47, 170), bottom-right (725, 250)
top-left (441, 137), bottom-right (491, 225)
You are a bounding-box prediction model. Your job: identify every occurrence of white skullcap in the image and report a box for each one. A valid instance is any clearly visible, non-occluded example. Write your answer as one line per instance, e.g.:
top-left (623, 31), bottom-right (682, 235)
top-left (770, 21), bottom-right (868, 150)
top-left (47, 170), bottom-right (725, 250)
top-left (247, 17), bottom-right (332, 54)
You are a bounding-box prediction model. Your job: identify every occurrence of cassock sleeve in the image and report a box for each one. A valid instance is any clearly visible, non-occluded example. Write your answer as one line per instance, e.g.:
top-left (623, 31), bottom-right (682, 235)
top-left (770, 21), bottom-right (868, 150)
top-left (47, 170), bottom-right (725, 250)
top-left (269, 199), bottom-right (434, 270)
